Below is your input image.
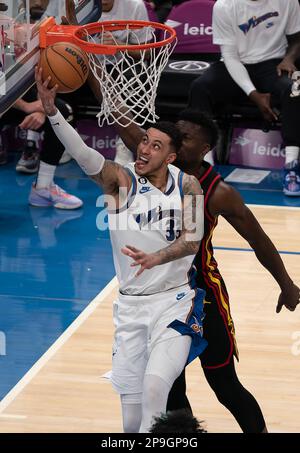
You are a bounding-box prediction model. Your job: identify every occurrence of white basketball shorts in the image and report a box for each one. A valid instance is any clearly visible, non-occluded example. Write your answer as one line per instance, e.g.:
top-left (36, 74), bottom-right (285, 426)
top-left (111, 284), bottom-right (207, 394)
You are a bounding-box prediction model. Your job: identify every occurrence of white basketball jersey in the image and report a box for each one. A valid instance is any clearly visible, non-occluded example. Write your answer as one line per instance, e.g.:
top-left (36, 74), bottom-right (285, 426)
top-left (108, 163), bottom-right (199, 295)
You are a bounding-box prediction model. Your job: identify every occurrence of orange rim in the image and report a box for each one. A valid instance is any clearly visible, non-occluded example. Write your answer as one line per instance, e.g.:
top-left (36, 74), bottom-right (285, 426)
top-left (40, 18), bottom-right (177, 55)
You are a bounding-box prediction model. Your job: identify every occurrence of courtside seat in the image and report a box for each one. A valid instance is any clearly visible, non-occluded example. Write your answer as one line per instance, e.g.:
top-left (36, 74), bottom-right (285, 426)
top-left (214, 100), bottom-right (282, 163)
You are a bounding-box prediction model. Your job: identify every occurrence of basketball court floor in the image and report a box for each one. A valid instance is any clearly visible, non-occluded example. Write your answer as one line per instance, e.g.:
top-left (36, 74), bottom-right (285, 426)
top-left (0, 157), bottom-right (299, 433)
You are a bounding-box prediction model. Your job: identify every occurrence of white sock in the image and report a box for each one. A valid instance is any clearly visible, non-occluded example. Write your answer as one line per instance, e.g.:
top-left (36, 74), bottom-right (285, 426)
top-left (139, 374), bottom-right (171, 433)
top-left (36, 161), bottom-right (56, 189)
top-left (139, 335), bottom-right (191, 433)
top-left (285, 146), bottom-right (299, 168)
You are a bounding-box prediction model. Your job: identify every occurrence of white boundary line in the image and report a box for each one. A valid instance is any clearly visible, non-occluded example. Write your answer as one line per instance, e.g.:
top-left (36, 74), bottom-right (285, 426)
top-left (0, 277), bottom-right (118, 414)
top-left (0, 414), bottom-right (27, 420)
top-left (247, 203), bottom-right (300, 211)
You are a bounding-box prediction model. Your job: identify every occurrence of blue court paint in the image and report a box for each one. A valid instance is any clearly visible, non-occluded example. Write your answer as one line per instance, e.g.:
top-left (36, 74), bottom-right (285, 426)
top-left (215, 165), bottom-right (300, 207)
top-left (0, 159), bottom-right (115, 399)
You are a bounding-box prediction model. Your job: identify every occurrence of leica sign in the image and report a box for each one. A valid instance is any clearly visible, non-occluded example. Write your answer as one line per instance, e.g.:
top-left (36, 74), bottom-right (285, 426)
top-left (184, 24), bottom-right (213, 36)
top-left (166, 20), bottom-right (213, 36)
top-left (229, 128), bottom-right (285, 169)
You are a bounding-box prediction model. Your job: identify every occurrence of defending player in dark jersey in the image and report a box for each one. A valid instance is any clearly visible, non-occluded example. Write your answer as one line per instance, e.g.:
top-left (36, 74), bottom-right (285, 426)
top-left (165, 109), bottom-right (299, 433)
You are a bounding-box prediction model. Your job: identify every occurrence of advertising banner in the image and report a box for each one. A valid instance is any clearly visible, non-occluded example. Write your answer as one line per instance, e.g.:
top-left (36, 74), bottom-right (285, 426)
top-left (229, 127), bottom-right (285, 170)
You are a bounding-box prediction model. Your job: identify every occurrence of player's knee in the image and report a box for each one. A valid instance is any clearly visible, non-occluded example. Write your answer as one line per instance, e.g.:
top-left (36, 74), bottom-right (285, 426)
top-left (212, 379), bottom-right (245, 410)
top-left (142, 380), bottom-right (161, 409)
top-left (215, 387), bottom-right (235, 407)
top-left (142, 374), bottom-right (170, 412)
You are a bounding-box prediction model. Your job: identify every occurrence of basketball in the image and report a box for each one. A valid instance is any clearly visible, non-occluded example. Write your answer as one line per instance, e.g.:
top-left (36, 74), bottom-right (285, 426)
top-left (38, 42), bottom-right (89, 93)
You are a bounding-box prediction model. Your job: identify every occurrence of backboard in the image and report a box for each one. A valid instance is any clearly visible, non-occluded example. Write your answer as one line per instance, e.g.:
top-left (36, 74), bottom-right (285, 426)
top-left (0, 0), bottom-right (101, 115)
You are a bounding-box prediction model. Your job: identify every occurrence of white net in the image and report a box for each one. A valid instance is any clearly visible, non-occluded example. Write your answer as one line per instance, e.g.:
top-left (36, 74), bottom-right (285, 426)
top-left (86, 23), bottom-right (176, 127)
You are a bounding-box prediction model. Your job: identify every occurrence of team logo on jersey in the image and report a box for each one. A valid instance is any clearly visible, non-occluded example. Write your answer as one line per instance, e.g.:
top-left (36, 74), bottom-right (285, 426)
top-left (139, 186), bottom-right (152, 194)
top-left (176, 292), bottom-right (186, 300)
top-left (134, 206), bottom-right (180, 225)
top-left (133, 205), bottom-right (181, 241)
top-left (138, 177), bottom-right (148, 184)
top-left (238, 11), bottom-right (279, 35)
top-left (191, 323), bottom-right (203, 335)
top-left (190, 316), bottom-right (203, 335)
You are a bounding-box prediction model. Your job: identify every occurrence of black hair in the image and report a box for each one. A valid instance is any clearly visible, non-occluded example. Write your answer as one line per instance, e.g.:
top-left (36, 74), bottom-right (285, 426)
top-left (149, 409), bottom-right (207, 434)
top-left (178, 109), bottom-right (219, 149)
top-left (151, 121), bottom-right (183, 154)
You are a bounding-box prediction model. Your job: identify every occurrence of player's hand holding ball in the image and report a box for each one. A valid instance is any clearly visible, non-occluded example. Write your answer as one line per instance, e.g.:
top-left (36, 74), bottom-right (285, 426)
top-left (35, 67), bottom-right (58, 116)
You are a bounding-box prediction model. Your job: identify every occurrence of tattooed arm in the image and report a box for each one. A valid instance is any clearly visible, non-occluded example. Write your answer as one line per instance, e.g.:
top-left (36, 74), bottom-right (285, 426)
top-left (155, 173), bottom-right (204, 262)
top-left (122, 173), bottom-right (204, 276)
top-left (90, 161), bottom-right (132, 196)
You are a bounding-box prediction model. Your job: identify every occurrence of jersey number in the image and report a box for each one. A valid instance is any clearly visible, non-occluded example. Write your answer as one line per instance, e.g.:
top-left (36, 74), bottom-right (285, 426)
top-left (165, 219), bottom-right (180, 241)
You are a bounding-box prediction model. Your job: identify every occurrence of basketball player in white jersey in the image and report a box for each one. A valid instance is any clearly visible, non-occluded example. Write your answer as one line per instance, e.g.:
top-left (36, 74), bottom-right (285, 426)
top-left (35, 67), bottom-right (207, 433)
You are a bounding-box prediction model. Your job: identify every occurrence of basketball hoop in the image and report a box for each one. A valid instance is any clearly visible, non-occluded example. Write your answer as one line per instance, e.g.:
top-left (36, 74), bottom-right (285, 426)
top-left (39, 18), bottom-right (177, 126)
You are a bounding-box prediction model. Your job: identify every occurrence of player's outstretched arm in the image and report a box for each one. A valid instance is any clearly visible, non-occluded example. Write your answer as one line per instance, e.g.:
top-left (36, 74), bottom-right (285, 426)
top-left (209, 181), bottom-right (300, 313)
top-left (35, 67), bottom-right (131, 195)
top-left (122, 174), bottom-right (204, 276)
